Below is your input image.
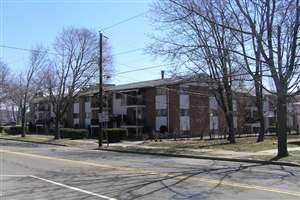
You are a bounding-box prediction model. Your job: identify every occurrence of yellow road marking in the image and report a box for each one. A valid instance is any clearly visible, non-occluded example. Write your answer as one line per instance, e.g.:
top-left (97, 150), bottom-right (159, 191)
top-left (1, 149), bottom-right (299, 197)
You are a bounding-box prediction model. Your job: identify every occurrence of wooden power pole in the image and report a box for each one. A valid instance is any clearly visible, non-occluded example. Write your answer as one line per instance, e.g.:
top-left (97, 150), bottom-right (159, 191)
top-left (98, 32), bottom-right (103, 147)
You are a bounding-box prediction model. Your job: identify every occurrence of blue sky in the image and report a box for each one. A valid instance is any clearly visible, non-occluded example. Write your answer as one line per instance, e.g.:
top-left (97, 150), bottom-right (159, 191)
top-left (0, 0), bottom-right (169, 84)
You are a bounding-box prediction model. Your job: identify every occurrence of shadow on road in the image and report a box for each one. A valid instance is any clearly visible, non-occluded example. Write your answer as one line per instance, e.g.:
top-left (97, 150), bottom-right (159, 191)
top-left (8, 162), bottom-right (296, 200)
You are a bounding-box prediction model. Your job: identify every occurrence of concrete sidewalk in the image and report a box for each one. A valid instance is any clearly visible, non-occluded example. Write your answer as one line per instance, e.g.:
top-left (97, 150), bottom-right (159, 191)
top-left (108, 140), bottom-right (300, 159)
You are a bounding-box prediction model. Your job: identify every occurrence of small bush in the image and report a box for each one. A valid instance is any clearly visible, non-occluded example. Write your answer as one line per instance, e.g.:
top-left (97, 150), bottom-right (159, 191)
top-left (27, 122), bottom-right (35, 133)
top-left (4, 126), bottom-right (22, 135)
top-left (104, 128), bottom-right (127, 143)
top-left (0, 126), bottom-right (3, 133)
top-left (159, 125), bottom-right (168, 134)
top-left (143, 126), bottom-right (153, 139)
top-left (60, 128), bottom-right (88, 139)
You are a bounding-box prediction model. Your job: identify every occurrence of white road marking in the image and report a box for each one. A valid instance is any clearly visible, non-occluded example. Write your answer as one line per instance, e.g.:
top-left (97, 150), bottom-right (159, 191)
top-left (30, 175), bottom-right (117, 200)
top-left (0, 175), bottom-right (28, 177)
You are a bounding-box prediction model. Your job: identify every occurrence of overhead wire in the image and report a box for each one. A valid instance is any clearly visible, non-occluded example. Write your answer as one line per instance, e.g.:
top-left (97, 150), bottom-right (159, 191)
top-left (100, 11), bottom-right (148, 32)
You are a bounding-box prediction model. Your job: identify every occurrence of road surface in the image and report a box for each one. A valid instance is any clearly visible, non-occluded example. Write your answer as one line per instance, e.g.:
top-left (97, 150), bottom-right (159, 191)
top-left (0, 139), bottom-right (299, 199)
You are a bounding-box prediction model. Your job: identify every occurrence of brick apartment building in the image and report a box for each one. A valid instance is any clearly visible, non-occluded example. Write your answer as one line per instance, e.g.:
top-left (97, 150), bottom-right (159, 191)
top-left (30, 76), bottom-right (300, 138)
top-left (70, 75), bottom-right (252, 138)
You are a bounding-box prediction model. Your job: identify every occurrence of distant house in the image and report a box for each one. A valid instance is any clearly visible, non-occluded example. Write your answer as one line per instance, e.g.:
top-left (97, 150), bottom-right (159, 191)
top-left (29, 94), bottom-right (56, 132)
top-left (0, 109), bottom-right (15, 124)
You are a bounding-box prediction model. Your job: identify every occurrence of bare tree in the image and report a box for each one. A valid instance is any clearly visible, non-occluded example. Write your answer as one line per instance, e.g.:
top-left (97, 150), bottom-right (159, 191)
top-left (42, 27), bottom-right (112, 139)
top-left (0, 61), bottom-right (10, 124)
top-left (0, 61), bottom-right (9, 104)
top-left (21, 46), bottom-right (47, 136)
top-left (233, 0), bottom-right (300, 157)
top-left (149, 0), bottom-right (247, 143)
top-left (151, 0), bottom-right (299, 156)
top-left (5, 46), bottom-right (47, 136)
top-left (228, 1), bottom-right (267, 142)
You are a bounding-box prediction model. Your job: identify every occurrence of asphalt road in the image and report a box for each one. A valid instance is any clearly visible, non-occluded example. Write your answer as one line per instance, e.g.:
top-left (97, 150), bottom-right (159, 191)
top-left (0, 139), bottom-right (299, 200)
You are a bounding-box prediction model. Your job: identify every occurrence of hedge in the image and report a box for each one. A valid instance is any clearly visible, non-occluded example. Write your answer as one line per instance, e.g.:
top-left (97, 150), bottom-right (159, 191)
top-left (4, 126), bottom-right (22, 135)
top-left (104, 128), bottom-right (127, 143)
top-left (59, 128), bottom-right (88, 139)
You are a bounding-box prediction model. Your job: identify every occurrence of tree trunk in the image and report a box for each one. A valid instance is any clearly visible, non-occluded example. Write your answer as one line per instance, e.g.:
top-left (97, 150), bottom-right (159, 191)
top-left (255, 81), bottom-right (265, 142)
top-left (276, 91), bottom-right (288, 157)
top-left (21, 107), bottom-right (26, 137)
top-left (54, 114), bottom-right (60, 139)
top-left (224, 84), bottom-right (235, 143)
top-left (226, 111), bottom-right (236, 143)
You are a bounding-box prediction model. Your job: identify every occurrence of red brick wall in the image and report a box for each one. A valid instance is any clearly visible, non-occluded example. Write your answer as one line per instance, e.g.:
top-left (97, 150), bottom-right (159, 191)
top-left (168, 85), bottom-right (180, 134)
top-left (143, 88), bottom-right (156, 132)
top-left (189, 86), bottom-right (210, 137)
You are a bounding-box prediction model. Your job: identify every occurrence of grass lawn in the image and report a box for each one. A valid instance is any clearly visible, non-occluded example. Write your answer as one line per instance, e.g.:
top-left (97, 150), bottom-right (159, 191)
top-left (144, 135), bottom-right (300, 152)
top-left (0, 133), bottom-right (98, 147)
top-left (0, 134), bottom-right (54, 142)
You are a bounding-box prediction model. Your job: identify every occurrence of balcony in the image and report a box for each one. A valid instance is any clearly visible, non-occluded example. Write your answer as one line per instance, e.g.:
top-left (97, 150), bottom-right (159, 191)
top-left (91, 99), bottom-right (99, 110)
top-left (126, 95), bottom-right (144, 106)
top-left (38, 105), bottom-right (49, 112)
top-left (91, 118), bottom-right (99, 125)
top-left (91, 99), bottom-right (110, 110)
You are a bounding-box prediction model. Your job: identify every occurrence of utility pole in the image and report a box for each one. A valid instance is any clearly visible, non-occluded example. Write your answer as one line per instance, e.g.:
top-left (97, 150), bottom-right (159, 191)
top-left (98, 32), bottom-right (103, 147)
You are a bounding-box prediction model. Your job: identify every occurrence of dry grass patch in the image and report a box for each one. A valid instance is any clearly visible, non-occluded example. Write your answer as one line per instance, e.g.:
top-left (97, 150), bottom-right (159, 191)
top-left (144, 135), bottom-right (300, 152)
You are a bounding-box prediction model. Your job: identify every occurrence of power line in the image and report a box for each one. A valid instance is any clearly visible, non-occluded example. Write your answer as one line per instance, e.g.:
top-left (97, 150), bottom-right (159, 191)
top-left (100, 11), bottom-right (148, 32)
top-left (111, 48), bottom-right (143, 57)
top-left (0, 44), bottom-right (59, 56)
top-left (113, 63), bottom-right (174, 75)
top-left (0, 44), bottom-right (145, 58)
top-left (1, 45), bottom-right (298, 82)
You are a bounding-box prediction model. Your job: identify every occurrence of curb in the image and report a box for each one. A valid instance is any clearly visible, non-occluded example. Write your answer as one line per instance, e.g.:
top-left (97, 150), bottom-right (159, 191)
top-left (98, 147), bottom-right (300, 168)
top-left (0, 137), bottom-right (67, 147)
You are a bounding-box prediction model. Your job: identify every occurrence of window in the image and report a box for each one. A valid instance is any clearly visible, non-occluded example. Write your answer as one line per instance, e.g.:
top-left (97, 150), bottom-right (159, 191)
top-left (115, 93), bottom-right (121, 99)
top-left (180, 109), bottom-right (189, 116)
top-left (209, 96), bottom-right (218, 110)
top-left (85, 96), bottom-right (91, 102)
top-left (121, 94), bottom-right (126, 106)
top-left (85, 112), bottom-right (91, 119)
top-left (179, 86), bottom-right (189, 94)
top-left (156, 88), bottom-right (167, 95)
top-left (156, 109), bottom-right (167, 116)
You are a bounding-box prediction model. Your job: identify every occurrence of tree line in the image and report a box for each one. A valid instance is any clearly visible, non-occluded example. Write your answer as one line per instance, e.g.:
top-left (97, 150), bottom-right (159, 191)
top-left (0, 27), bottom-right (112, 139)
top-left (149, 0), bottom-right (299, 157)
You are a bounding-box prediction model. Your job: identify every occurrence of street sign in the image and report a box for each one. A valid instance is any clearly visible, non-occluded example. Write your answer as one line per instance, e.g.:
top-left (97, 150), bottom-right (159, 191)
top-left (98, 112), bottom-right (109, 122)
